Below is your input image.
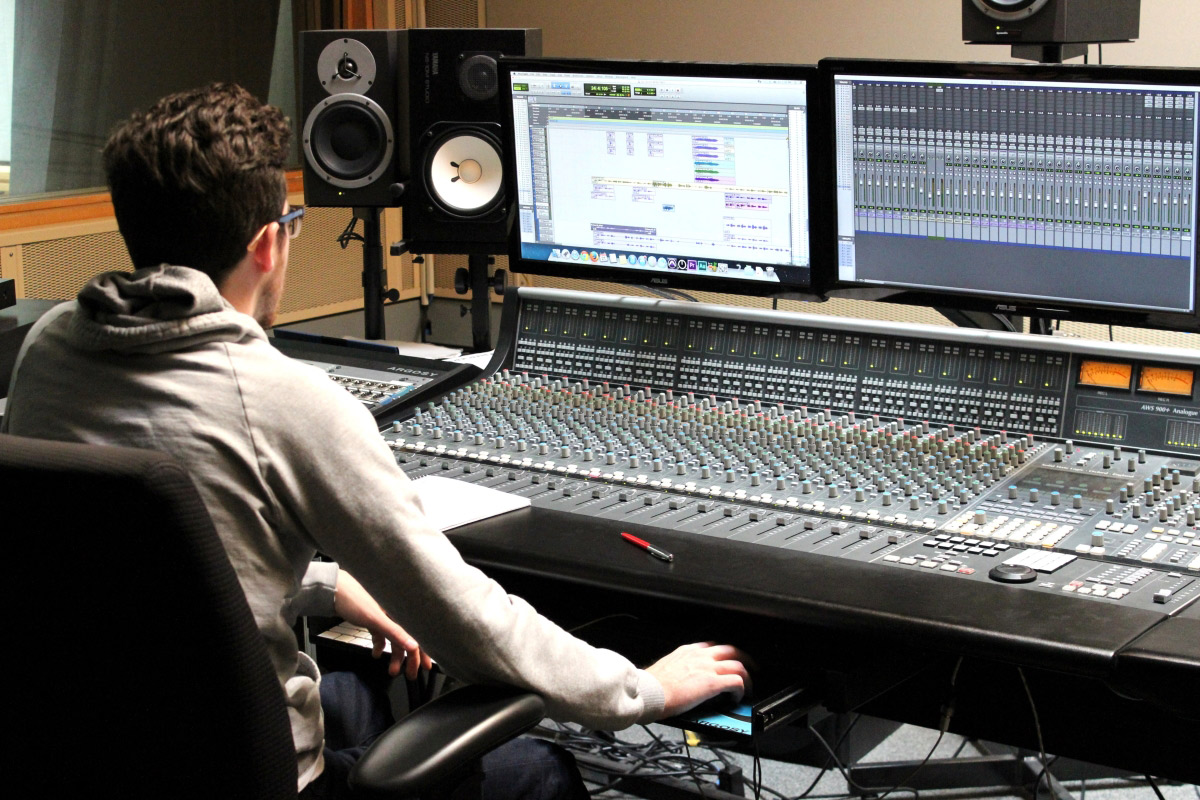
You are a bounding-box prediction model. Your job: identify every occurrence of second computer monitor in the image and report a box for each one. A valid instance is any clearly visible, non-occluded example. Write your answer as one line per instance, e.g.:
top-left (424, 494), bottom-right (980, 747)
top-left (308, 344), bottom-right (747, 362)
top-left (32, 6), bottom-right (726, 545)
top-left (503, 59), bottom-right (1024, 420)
top-left (501, 59), bottom-right (819, 295)
top-left (825, 59), bottom-right (1200, 330)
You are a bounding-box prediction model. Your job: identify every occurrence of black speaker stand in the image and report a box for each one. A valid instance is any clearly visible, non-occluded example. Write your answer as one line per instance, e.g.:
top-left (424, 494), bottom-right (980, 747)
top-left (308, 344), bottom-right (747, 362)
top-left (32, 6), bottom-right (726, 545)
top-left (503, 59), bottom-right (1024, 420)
top-left (1010, 43), bottom-right (1089, 63)
top-left (467, 253), bottom-right (493, 353)
top-left (356, 206), bottom-right (399, 341)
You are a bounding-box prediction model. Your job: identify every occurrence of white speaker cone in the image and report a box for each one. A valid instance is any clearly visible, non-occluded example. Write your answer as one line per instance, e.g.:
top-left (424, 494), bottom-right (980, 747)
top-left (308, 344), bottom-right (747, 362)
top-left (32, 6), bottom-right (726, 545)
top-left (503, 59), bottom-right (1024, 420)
top-left (427, 134), bottom-right (504, 215)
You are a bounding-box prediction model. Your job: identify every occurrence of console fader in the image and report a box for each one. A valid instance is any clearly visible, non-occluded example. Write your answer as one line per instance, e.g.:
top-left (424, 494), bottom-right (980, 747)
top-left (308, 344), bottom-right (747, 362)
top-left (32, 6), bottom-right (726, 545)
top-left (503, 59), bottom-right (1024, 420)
top-left (382, 288), bottom-right (1200, 617)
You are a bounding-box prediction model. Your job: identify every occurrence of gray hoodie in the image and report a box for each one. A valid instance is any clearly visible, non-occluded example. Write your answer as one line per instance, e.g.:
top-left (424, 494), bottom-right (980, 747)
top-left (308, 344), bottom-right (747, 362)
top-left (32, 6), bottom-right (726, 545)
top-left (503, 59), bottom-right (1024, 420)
top-left (3, 265), bottom-right (664, 791)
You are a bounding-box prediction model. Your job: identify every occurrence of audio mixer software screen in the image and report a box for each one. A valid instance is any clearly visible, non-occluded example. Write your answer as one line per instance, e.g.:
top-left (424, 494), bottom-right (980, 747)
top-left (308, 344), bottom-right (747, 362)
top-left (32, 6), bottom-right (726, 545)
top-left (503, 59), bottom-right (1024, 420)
top-left (509, 69), bottom-right (811, 286)
top-left (833, 73), bottom-right (1200, 314)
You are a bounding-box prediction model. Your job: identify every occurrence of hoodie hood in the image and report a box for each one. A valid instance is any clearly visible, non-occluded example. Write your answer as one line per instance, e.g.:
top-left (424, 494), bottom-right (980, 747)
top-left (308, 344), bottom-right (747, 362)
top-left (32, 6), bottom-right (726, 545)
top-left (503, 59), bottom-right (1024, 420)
top-left (69, 265), bottom-right (262, 354)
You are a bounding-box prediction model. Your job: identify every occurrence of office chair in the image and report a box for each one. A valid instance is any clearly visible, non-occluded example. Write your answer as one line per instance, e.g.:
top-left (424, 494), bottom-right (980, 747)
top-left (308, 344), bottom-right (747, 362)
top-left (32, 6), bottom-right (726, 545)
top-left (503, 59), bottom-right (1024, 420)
top-left (0, 434), bottom-right (544, 799)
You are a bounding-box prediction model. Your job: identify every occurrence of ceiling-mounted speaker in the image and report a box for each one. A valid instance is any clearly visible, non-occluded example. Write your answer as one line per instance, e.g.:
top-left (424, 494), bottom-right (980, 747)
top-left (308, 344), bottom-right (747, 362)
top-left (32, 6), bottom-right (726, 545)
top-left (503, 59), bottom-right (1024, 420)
top-left (963, 0), bottom-right (1140, 43)
top-left (299, 30), bottom-right (404, 207)
top-left (396, 28), bottom-right (541, 255)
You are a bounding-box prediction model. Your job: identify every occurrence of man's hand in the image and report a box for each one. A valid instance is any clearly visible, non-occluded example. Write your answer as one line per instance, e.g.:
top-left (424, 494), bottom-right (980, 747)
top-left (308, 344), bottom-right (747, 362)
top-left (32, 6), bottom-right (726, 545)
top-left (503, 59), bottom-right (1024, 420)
top-left (645, 642), bottom-right (751, 717)
top-left (333, 570), bottom-right (433, 679)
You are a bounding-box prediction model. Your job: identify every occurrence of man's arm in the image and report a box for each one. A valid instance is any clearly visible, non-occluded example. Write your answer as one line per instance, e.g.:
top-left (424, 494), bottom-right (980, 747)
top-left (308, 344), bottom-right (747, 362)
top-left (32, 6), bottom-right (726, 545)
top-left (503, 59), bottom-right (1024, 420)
top-left (247, 351), bottom-right (746, 729)
top-left (333, 569), bottom-right (432, 680)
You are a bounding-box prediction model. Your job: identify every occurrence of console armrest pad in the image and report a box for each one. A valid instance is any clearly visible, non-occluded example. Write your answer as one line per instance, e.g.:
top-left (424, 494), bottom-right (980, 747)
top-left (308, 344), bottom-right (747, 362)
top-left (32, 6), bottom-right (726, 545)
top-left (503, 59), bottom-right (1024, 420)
top-left (349, 684), bottom-right (546, 797)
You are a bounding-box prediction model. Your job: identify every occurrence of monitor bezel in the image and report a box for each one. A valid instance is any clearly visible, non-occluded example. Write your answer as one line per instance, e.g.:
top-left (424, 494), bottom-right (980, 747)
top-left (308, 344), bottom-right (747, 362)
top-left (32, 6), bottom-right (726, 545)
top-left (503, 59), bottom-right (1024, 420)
top-left (819, 58), bottom-right (1200, 333)
top-left (499, 57), bottom-right (826, 298)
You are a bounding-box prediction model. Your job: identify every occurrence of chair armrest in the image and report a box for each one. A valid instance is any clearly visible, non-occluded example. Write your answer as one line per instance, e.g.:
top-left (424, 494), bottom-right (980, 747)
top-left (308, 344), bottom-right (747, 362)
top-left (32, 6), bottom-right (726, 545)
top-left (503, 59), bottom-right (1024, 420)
top-left (348, 684), bottom-right (546, 798)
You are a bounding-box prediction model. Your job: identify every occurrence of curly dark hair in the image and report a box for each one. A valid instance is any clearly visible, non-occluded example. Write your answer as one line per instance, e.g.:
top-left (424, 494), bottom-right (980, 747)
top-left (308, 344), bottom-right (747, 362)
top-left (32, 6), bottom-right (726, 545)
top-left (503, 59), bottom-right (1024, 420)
top-left (103, 82), bottom-right (291, 284)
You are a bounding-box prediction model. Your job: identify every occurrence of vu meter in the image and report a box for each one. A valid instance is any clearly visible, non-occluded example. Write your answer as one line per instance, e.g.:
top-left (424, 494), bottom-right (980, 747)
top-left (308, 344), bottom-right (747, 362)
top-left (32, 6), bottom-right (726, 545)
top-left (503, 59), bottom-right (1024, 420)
top-left (1078, 360), bottom-right (1133, 391)
top-left (1138, 366), bottom-right (1195, 397)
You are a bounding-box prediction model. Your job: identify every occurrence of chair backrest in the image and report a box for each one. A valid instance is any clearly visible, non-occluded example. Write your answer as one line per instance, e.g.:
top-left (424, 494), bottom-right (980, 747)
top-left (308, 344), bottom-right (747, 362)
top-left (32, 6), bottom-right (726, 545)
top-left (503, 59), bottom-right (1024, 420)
top-left (0, 434), bottom-right (297, 799)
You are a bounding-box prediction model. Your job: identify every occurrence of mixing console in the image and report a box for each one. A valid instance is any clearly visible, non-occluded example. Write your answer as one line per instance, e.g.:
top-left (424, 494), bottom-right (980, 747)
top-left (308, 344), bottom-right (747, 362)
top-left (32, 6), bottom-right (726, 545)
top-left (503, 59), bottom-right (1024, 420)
top-left (271, 333), bottom-right (480, 421)
top-left (382, 288), bottom-right (1200, 618)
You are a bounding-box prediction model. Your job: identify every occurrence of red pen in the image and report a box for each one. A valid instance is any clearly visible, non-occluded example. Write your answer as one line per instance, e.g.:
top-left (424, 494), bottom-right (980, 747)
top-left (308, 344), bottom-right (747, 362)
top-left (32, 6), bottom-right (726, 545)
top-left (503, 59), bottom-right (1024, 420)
top-left (621, 531), bottom-right (674, 562)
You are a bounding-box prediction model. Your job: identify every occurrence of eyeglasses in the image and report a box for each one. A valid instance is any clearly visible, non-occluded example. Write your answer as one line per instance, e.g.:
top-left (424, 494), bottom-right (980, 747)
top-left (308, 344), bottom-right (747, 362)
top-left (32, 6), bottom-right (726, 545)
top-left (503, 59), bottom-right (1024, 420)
top-left (248, 206), bottom-right (304, 250)
top-left (278, 206), bottom-right (305, 239)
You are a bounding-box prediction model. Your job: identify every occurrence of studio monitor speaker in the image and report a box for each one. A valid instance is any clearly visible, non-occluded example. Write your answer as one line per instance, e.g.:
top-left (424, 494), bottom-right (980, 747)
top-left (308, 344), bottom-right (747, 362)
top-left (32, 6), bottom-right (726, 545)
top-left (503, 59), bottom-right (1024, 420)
top-left (300, 30), bottom-right (404, 207)
top-left (962, 0), bottom-right (1140, 43)
top-left (396, 27), bottom-right (542, 255)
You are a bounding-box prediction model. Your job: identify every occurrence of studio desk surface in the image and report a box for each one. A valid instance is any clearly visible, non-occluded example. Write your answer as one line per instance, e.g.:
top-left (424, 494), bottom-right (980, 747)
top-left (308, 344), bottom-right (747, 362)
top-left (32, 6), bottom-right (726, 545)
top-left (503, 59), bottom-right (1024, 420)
top-left (446, 507), bottom-right (1198, 780)
top-left (381, 288), bottom-right (1199, 781)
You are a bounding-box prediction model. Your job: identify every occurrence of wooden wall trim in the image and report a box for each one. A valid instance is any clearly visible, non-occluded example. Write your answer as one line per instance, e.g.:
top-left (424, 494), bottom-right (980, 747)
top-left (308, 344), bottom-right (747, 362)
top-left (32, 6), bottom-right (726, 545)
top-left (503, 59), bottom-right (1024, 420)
top-left (0, 171), bottom-right (306, 235)
top-left (0, 192), bottom-right (114, 232)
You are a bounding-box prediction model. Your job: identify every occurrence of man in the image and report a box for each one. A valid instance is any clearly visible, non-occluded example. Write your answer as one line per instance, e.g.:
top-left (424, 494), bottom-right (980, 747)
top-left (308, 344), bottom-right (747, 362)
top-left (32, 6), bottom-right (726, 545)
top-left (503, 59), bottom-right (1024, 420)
top-left (2, 83), bottom-right (749, 798)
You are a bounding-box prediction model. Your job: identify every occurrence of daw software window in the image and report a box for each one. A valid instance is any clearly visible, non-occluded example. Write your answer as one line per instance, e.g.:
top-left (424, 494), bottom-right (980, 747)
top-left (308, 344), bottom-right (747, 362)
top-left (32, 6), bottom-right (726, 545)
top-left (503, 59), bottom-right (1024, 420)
top-left (510, 70), bottom-right (810, 284)
top-left (833, 74), bottom-right (1200, 313)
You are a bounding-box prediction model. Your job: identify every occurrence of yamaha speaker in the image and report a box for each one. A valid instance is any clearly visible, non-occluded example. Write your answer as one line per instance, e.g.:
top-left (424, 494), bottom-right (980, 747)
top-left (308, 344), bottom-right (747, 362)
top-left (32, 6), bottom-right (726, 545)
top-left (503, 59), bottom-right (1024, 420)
top-left (397, 27), bottom-right (541, 255)
top-left (963, 0), bottom-right (1140, 44)
top-left (300, 30), bottom-right (404, 207)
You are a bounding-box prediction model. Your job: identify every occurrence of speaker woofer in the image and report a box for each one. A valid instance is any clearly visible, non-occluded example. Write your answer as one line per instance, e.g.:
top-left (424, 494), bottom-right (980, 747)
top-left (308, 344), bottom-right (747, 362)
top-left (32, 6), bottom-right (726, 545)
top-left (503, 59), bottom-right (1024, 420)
top-left (423, 129), bottom-right (504, 218)
top-left (302, 94), bottom-right (395, 189)
top-left (970, 0), bottom-right (1051, 19)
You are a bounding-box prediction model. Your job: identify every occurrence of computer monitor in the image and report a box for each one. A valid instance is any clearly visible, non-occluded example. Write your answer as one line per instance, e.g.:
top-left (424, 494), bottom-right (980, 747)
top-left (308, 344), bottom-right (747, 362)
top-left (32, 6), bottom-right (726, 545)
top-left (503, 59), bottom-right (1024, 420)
top-left (500, 59), bottom-right (819, 296)
top-left (824, 59), bottom-right (1200, 331)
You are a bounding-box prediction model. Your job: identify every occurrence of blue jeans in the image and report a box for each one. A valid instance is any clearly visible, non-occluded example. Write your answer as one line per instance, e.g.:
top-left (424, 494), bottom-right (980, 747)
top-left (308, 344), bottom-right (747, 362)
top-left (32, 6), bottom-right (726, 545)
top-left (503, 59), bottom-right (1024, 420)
top-left (300, 671), bottom-right (588, 800)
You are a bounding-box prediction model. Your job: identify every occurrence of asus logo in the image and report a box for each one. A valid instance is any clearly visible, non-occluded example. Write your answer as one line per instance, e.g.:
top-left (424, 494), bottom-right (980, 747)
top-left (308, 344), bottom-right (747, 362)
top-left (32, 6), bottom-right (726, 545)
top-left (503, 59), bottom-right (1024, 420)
top-left (650, 277), bottom-right (667, 285)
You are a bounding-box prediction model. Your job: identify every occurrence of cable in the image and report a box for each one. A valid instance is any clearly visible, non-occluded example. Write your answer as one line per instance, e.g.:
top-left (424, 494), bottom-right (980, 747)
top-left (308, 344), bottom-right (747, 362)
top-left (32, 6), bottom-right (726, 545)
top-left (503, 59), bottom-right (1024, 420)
top-left (539, 722), bottom-right (736, 794)
top-left (682, 738), bottom-right (710, 799)
top-left (949, 737), bottom-right (972, 759)
top-left (336, 216), bottom-right (365, 250)
top-left (806, 722), bottom-right (926, 800)
top-left (539, 721), bottom-right (798, 800)
top-left (752, 736), bottom-right (763, 800)
top-left (991, 313), bottom-right (1017, 332)
top-left (632, 283), bottom-right (698, 303)
top-left (641, 286), bottom-right (677, 301)
top-left (1146, 775), bottom-right (1167, 800)
top-left (1017, 667), bottom-right (1053, 798)
top-left (793, 713), bottom-right (864, 800)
